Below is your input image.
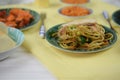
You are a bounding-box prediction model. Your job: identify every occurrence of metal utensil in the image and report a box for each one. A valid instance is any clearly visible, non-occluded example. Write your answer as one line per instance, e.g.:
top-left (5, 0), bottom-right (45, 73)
top-left (102, 10), bottom-right (117, 32)
top-left (39, 13), bottom-right (46, 39)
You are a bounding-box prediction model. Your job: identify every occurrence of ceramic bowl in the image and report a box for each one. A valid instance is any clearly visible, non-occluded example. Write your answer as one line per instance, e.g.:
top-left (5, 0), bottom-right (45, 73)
top-left (60, 0), bottom-right (90, 5)
top-left (112, 9), bottom-right (120, 26)
top-left (58, 6), bottom-right (93, 19)
top-left (0, 22), bottom-right (24, 60)
top-left (0, 8), bottom-right (40, 30)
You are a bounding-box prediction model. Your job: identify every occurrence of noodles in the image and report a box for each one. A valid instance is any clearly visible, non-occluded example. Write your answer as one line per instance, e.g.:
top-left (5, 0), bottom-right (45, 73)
top-left (52, 22), bottom-right (113, 50)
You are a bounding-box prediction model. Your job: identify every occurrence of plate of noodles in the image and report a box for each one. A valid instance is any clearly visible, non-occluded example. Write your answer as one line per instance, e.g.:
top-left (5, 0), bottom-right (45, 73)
top-left (45, 19), bottom-right (117, 53)
top-left (0, 8), bottom-right (40, 30)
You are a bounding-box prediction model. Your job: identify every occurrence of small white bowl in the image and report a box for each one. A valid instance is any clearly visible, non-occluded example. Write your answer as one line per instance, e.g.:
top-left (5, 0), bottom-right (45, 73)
top-left (58, 6), bottom-right (93, 19)
top-left (60, 0), bottom-right (90, 5)
top-left (0, 22), bottom-right (24, 61)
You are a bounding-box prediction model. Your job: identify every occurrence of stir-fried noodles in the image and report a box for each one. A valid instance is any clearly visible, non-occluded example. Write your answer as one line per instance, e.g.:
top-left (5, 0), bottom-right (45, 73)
top-left (52, 23), bottom-right (113, 50)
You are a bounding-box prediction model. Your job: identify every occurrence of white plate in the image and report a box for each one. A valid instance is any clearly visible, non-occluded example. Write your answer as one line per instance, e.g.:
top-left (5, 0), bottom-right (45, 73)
top-left (0, 22), bottom-right (24, 60)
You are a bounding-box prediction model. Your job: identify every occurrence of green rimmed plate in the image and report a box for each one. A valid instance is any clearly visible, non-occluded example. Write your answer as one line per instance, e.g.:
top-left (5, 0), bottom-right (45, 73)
top-left (112, 9), bottom-right (120, 26)
top-left (0, 8), bottom-right (40, 30)
top-left (45, 24), bottom-right (117, 53)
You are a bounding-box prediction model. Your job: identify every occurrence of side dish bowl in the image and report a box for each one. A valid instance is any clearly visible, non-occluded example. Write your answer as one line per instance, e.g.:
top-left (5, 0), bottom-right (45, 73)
top-left (58, 6), bottom-right (93, 19)
top-left (112, 9), bottom-right (120, 26)
top-left (0, 22), bottom-right (24, 60)
top-left (60, 0), bottom-right (90, 5)
top-left (0, 8), bottom-right (40, 30)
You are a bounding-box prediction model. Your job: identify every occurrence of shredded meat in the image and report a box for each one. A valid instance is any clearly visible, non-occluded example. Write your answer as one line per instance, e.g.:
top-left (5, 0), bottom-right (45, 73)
top-left (0, 8), bottom-right (34, 28)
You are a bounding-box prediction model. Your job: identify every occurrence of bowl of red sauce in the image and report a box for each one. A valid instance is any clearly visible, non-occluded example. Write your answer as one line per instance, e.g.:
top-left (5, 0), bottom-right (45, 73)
top-left (60, 0), bottom-right (90, 5)
top-left (58, 6), bottom-right (93, 19)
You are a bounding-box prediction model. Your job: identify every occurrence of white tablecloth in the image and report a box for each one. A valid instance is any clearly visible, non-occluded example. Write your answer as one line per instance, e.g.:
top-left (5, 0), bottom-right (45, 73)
top-left (103, 0), bottom-right (120, 7)
top-left (0, 0), bottom-right (56, 80)
top-left (0, 47), bottom-right (56, 80)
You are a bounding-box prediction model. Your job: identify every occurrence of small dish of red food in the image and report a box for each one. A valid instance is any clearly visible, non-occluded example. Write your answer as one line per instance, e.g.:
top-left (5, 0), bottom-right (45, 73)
top-left (58, 6), bottom-right (93, 18)
top-left (60, 0), bottom-right (90, 5)
top-left (0, 8), bottom-right (40, 30)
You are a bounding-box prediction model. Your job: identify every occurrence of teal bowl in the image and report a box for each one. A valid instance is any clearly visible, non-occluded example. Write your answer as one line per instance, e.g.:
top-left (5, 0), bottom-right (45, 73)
top-left (112, 9), bottom-right (120, 26)
top-left (0, 8), bottom-right (40, 30)
top-left (0, 22), bottom-right (24, 60)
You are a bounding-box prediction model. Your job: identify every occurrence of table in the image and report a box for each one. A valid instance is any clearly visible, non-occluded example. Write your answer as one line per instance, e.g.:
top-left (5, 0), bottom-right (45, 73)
top-left (0, 47), bottom-right (56, 80)
top-left (0, 0), bottom-right (120, 80)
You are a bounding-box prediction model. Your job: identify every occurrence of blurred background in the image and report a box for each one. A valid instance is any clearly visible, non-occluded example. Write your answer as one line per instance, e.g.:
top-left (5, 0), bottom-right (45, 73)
top-left (0, 0), bottom-right (120, 7)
